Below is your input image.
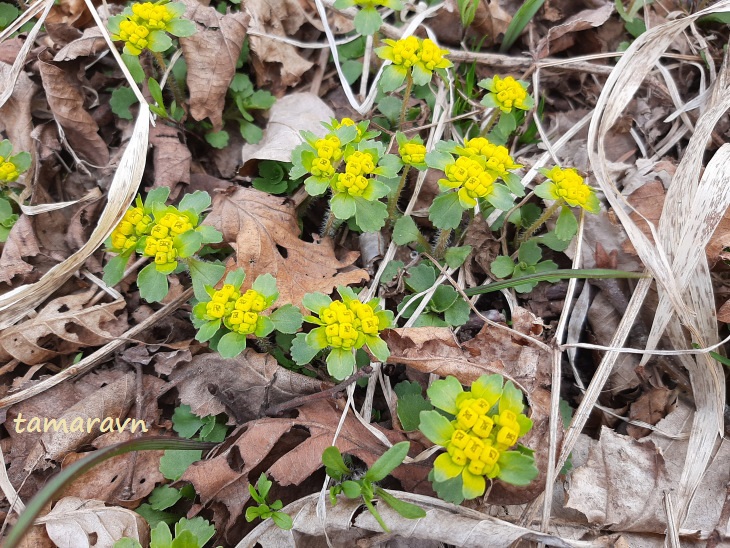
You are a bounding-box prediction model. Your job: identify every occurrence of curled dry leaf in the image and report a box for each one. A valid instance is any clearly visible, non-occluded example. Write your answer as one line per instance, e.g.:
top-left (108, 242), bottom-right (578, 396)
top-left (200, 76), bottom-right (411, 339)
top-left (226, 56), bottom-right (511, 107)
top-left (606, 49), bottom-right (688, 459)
top-left (22, 372), bottom-right (136, 470)
top-left (240, 92), bottom-right (334, 166)
top-left (536, 2), bottom-right (614, 58)
top-left (182, 399), bottom-right (429, 538)
top-left (53, 27), bottom-right (107, 62)
top-left (180, 0), bottom-right (250, 132)
top-left (0, 214), bottom-right (39, 284)
top-left (149, 124), bottom-right (192, 200)
top-left (244, 0), bottom-right (314, 92)
top-left (169, 348), bottom-right (329, 423)
top-left (41, 497), bottom-right (149, 548)
top-left (204, 186), bottom-right (369, 308)
top-left (0, 291), bottom-right (127, 365)
top-left (0, 62), bottom-right (36, 164)
top-left (37, 54), bottom-right (109, 166)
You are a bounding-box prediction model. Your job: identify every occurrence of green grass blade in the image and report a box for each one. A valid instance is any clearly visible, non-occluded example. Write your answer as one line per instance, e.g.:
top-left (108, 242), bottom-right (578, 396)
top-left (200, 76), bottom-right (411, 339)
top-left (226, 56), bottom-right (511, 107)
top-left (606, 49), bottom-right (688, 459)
top-left (4, 437), bottom-right (216, 548)
top-left (463, 268), bottom-right (646, 297)
top-left (500, 0), bottom-right (546, 53)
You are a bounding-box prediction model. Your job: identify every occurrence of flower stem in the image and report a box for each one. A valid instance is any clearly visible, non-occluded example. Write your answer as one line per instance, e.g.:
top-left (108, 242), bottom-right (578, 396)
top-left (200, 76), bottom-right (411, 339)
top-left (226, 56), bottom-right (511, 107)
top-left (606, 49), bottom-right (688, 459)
top-left (479, 108), bottom-right (500, 137)
top-left (519, 201), bottom-right (561, 244)
top-left (387, 165), bottom-right (410, 223)
top-left (433, 228), bottom-right (452, 259)
top-left (151, 51), bottom-right (185, 113)
top-left (321, 209), bottom-right (343, 238)
top-left (399, 71), bottom-right (414, 129)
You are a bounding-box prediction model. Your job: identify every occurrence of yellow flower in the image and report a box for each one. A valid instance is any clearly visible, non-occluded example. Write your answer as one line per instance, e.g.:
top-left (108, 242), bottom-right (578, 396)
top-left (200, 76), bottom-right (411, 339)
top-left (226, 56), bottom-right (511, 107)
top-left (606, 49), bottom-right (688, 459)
top-left (0, 161), bottom-right (20, 182)
top-left (314, 137), bottom-right (342, 162)
top-left (480, 75), bottom-right (533, 113)
top-left (381, 36), bottom-right (421, 68)
top-left (418, 39), bottom-right (451, 71)
top-left (438, 156), bottom-right (496, 208)
top-left (332, 172), bottom-right (369, 197)
top-left (535, 166), bottom-right (600, 213)
top-left (309, 157), bottom-right (335, 179)
top-left (344, 151), bottom-right (376, 176)
top-left (235, 289), bottom-right (268, 313)
top-left (131, 2), bottom-right (174, 30)
top-left (461, 137), bottom-right (521, 177)
top-left (399, 141), bottom-right (426, 166)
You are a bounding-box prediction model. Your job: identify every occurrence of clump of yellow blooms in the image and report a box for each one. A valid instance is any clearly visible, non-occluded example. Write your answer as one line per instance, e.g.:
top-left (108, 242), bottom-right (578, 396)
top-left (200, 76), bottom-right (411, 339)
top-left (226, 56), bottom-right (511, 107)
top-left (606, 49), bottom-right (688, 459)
top-left (438, 156), bottom-right (497, 208)
top-left (479, 75), bottom-right (532, 113)
top-left (460, 137), bottom-right (521, 178)
top-left (536, 166), bottom-right (600, 213)
top-left (375, 36), bottom-right (452, 89)
top-left (0, 140), bottom-right (31, 184)
top-left (108, 1), bottom-right (195, 56)
top-left (400, 142), bottom-right (426, 166)
top-left (0, 158), bottom-right (20, 182)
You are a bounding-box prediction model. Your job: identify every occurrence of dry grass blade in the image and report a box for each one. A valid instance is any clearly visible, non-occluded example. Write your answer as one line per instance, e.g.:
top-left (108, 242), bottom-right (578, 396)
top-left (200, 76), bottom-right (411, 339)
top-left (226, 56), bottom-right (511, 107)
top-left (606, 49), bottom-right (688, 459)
top-left (583, 0), bottom-right (730, 532)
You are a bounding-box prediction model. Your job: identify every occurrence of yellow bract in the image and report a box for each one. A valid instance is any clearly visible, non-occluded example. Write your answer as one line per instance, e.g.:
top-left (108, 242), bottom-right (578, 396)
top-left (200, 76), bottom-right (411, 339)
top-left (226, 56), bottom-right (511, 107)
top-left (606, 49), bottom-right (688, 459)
top-left (490, 75), bottom-right (529, 113)
top-left (543, 166), bottom-right (599, 212)
top-left (0, 160), bottom-right (20, 182)
top-left (400, 142), bottom-right (426, 165)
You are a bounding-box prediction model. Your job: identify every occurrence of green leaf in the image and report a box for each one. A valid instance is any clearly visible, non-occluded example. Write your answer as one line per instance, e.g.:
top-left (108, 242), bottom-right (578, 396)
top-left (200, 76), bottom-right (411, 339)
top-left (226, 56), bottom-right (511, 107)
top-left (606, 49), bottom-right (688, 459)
top-left (394, 382), bottom-right (433, 431)
top-left (205, 130), bottom-right (229, 149)
top-left (499, 380), bottom-right (525, 415)
top-left (149, 485), bottom-right (183, 511)
top-left (429, 193), bottom-right (463, 230)
top-left (0, 2), bottom-right (19, 27)
top-left (518, 239), bottom-right (542, 266)
top-left (291, 332), bottom-right (320, 365)
top-left (366, 441), bottom-right (409, 482)
top-left (247, 89), bottom-right (276, 110)
top-left (179, 191), bottom-right (211, 216)
top-left (135, 504), bottom-right (178, 530)
top-left (302, 292), bottom-right (331, 313)
top-left (485, 183), bottom-right (514, 211)
top-left (103, 253), bottom-right (130, 287)
top-left (159, 450), bottom-right (202, 481)
top-left (255, 473), bottom-right (272, 501)
top-left (150, 521), bottom-right (173, 548)
top-left (457, 0), bottom-right (478, 27)
top-left (429, 285), bottom-right (458, 313)
top-left (354, 7), bottom-right (383, 35)
top-left (376, 95), bottom-right (402, 123)
top-left (375, 488), bottom-right (426, 519)
top-left (497, 451), bottom-right (539, 485)
top-left (365, 335), bottom-right (389, 362)
top-left (326, 347), bottom-right (356, 380)
top-left (166, 18), bottom-right (197, 37)
top-left (392, 215), bottom-right (420, 245)
top-left (555, 205), bottom-right (578, 241)
top-left (271, 511), bottom-right (293, 530)
top-left (405, 264), bottom-right (436, 293)
top-left (331, 192), bottom-right (357, 220)
top-left (196, 224), bottom-right (223, 245)
top-left (470, 374), bottom-right (503, 407)
top-left (148, 77), bottom-right (166, 114)
top-left (380, 64), bottom-right (408, 93)
top-left (217, 331), bottom-right (248, 358)
top-left (240, 120), bottom-right (263, 144)
top-left (114, 539), bottom-right (143, 548)
top-left (110, 87), bottom-right (138, 120)
top-left (269, 304), bottom-right (303, 334)
top-left (322, 446), bottom-right (351, 479)
top-left (444, 245), bottom-right (472, 269)
top-left (138, 263), bottom-right (169, 303)
top-left (444, 298), bottom-right (470, 326)
top-left (199, 417), bottom-right (227, 442)
top-left (172, 405), bottom-right (205, 439)
top-left (174, 230), bottom-right (203, 258)
top-left (500, 0), bottom-right (545, 52)
top-left (147, 30), bottom-right (173, 53)
top-left (251, 273), bottom-right (278, 298)
top-left (490, 255), bottom-right (515, 278)
top-left (426, 375), bottom-right (463, 415)
top-left (122, 53), bottom-right (145, 83)
top-left (425, 150), bottom-right (453, 171)
top-left (353, 197), bottom-right (388, 233)
top-left (413, 313), bottom-right (448, 327)
top-left (418, 410), bottom-right (454, 445)
top-left (429, 473), bottom-right (464, 505)
top-left (187, 259), bottom-right (225, 301)
top-left (341, 480), bottom-right (362, 498)
top-left (175, 517), bottom-right (216, 547)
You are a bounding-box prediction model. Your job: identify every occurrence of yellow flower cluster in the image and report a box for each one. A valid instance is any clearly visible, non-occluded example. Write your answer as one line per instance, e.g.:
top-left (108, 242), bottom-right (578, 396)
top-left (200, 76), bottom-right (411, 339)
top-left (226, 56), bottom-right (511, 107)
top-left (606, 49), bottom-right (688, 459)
top-left (140, 211), bottom-right (193, 269)
top-left (490, 75), bottom-right (529, 113)
top-left (544, 167), bottom-right (593, 208)
top-left (131, 1), bottom-right (175, 30)
top-left (314, 136), bottom-right (342, 162)
top-left (440, 156), bottom-right (496, 208)
top-left (388, 36), bottom-right (420, 68)
top-left (344, 151), bottom-right (376, 176)
top-left (116, 20), bottom-right (151, 53)
top-left (0, 159), bottom-right (20, 182)
top-left (399, 142), bottom-right (426, 166)
top-left (330, 151), bottom-right (377, 197)
top-left (110, 206), bottom-right (153, 253)
top-left (218, 288), bottom-right (269, 335)
top-left (461, 137), bottom-right (520, 178)
top-left (447, 398), bottom-right (520, 478)
top-left (319, 299), bottom-right (379, 350)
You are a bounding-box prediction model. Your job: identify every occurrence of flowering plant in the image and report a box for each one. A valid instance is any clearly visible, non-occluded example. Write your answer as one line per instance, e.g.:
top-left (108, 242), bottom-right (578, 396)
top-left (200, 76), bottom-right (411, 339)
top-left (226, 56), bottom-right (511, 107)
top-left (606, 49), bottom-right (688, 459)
top-left (418, 375), bottom-right (538, 503)
top-left (190, 269), bottom-right (303, 358)
top-left (291, 286), bottom-right (393, 379)
top-left (333, 0), bottom-right (404, 35)
top-left (375, 36), bottom-right (452, 92)
top-left (108, 1), bottom-right (196, 56)
top-left (0, 140), bottom-right (31, 184)
top-left (479, 75), bottom-right (534, 114)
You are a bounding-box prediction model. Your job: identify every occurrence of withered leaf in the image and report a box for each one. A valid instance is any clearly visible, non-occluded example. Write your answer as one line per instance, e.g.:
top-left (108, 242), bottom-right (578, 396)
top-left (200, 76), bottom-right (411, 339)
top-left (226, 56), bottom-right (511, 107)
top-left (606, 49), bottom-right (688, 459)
top-left (0, 62), bottom-right (36, 162)
top-left (204, 186), bottom-right (369, 308)
top-left (0, 214), bottom-right (39, 285)
top-left (37, 56), bottom-right (109, 166)
top-left (169, 349), bottom-right (329, 424)
top-left (180, 0), bottom-right (249, 132)
top-left (149, 123), bottom-right (192, 200)
top-left (42, 497), bottom-right (149, 548)
top-left (0, 291), bottom-right (128, 365)
top-left (53, 27), bottom-right (107, 62)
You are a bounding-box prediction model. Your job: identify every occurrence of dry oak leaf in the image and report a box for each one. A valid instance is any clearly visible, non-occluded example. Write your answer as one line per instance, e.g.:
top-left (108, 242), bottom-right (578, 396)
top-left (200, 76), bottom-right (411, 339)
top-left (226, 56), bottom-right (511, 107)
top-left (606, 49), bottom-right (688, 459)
top-left (40, 497), bottom-right (149, 548)
top-left (536, 2), bottom-right (614, 58)
top-left (0, 291), bottom-right (127, 365)
top-left (0, 62), bottom-right (36, 164)
top-left (169, 348), bottom-right (330, 424)
top-left (182, 399), bottom-right (429, 536)
top-left (204, 186), bottom-right (368, 308)
top-left (53, 26), bottom-right (107, 62)
top-left (244, 0), bottom-right (314, 92)
top-left (0, 214), bottom-right (39, 284)
top-left (149, 123), bottom-right (192, 200)
top-left (37, 54), bottom-right (109, 166)
top-left (22, 372), bottom-right (136, 471)
top-left (180, 0), bottom-right (249, 132)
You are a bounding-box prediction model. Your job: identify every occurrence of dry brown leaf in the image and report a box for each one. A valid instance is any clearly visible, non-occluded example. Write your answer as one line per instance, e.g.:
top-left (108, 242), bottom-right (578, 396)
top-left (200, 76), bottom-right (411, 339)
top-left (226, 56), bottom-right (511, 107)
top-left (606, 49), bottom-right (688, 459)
top-left (245, 0), bottom-right (314, 92)
top-left (0, 291), bottom-right (127, 365)
top-left (180, 0), bottom-right (249, 132)
top-left (53, 27), bottom-right (107, 62)
top-left (0, 62), bottom-right (36, 164)
top-left (22, 372), bottom-right (136, 470)
top-left (626, 386), bottom-right (677, 439)
top-left (37, 55), bottom-right (109, 166)
top-left (182, 399), bottom-right (428, 537)
top-left (45, 0), bottom-right (94, 28)
top-left (471, 0), bottom-right (512, 46)
top-left (41, 497), bottom-right (149, 548)
top-left (536, 2), bottom-right (614, 58)
top-left (204, 185), bottom-right (368, 307)
top-left (0, 214), bottom-right (39, 284)
top-left (169, 349), bottom-right (329, 423)
top-left (149, 123), bottom-right (192, 200)
top-left (240, 92), bottom-right (334, 167)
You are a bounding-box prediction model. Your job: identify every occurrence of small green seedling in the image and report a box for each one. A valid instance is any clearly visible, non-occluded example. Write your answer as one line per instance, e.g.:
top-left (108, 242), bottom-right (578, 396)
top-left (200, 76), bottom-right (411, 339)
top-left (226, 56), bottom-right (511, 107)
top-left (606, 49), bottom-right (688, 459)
top-left (0, 196), bottom-right (18, 242)
top-left (114, 517), bottom-right (219, 548)
top-left (245, 473), bottom-right (293, 530)
top-left (322, 442), bottom-right (426, 532)
top-left (333, 0), bottom-right (403, 35)
top-left (397, 264), bottom-right (470, 327)
top-left (490, 240), bottom-right (557, 293)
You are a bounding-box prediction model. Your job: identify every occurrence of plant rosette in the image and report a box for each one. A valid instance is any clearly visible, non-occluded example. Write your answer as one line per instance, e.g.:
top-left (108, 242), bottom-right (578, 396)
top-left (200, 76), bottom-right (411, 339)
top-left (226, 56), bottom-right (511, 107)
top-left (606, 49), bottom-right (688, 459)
top-left (191, 269), bottom-right (303, 358)
top-left (418, 374), bottom-right (538, 504)
top-left (453, 137), bottom-right (524, 196)
top-left (333, 0), bottom-right (404, 35)
top-left (375, 36), bottom-right (452, 92)
top-left (291, 286), bottom-right (394, 380)
top-left (108, 1), bottom-right (196, 56)
top-left (103, 187), bottom-right (224, 303)
top-left (0, 140), bottom-right (31, 184)
top-left (395, 132), bottom-right (428, 171)
top-left (478, 75), bottom-right (534, 114)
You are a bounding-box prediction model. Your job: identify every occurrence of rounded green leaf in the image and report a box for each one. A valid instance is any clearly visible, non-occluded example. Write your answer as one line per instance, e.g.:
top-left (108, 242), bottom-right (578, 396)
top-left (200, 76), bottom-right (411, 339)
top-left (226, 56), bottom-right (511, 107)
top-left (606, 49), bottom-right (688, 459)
top-left (166, 18), bottom-right (197, 37)
top-left (252, 272), bottom-right (278, 298)
top-left (411, 62), bottom-right (432, 86)
top-left (305, 326), bottom-right (329, 350)
top-left (217, 331), bottom-right (248, 358)
top-left (426, 376), bottom-right (463, 415)
top-left (254, 315), bottom-right (275, 338)
top-left (418, 410), bottom-right (454, 445)
top-left (103, 253), bottom-right (131, 287)
top-left (326, 347), bottom-right (356, 380)
top-left (341, 480), bottom-right (362, 498)
top-left (269, 304), bottom-right (303, 334)
top-left (490, 255), bottom-right (515, 278)
top-left (331, 192), bottom-right (357, 220)
top-left (224, 267), bottom-right (246, 288)
top-left (461, 468), bottom-right (486, 499)
top-left (499, 380), bottom-right (526, 415)
top-left (365, 335), bottom-right (389, 362)
top-left (195, 319), bottom-right (221, 343)
top-left (429, 192), bottom-right (464, 230)
top-left (353, 197), bottom-right (388, 233)
top-left (291, 332), bottom-right (320, 365)
top-left (302, 292), bottom-right (332, 313)
top-left (470, 374), bottom-right (503, 408)
top-left (392, 215), bottom-right (420, 246)
top-left (380, 64), bottom-right (408, 93)
top-left (518, 240), bottom-right (542, 265)
top-left (555, 205), bottom-right (578, 241)
top-left (353, 7), bottom-right (383, 35)
top-left (147, 30), bottom-right (173, 53)
top-left (174, 230), bottom-right (203, 258)
top-left (497, 450), bottom-right (539, 486)
top-left (433, 452), bottom-right (463, 482)
top-left (138, 262), bottom-right (169, 303)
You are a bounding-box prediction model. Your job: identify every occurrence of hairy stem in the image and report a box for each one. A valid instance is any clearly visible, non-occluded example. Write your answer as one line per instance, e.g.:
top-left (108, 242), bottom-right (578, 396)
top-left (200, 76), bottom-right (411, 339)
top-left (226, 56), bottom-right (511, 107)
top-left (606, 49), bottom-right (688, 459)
top-left (387, 166), bottom-right (410, 223)
top-left (399, 71), bottom-right (414, 128)
top-left (151, 51), bottom-right (185, 113)
top-left (519, 201), bottom-right (561, 244)
top-left (432, 228), bottom-right (452, 259)
top-left (479, 108), bottom-right (500, 137)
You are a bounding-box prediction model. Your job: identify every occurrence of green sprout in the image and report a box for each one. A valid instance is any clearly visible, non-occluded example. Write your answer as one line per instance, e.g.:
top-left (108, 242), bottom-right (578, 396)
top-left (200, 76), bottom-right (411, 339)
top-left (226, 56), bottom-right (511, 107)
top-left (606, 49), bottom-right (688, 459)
top-left (245, 473), bottom-right (293, 530)
top-left (490, 240), bottom-right (557, 293)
